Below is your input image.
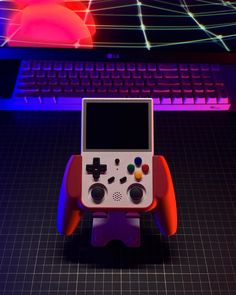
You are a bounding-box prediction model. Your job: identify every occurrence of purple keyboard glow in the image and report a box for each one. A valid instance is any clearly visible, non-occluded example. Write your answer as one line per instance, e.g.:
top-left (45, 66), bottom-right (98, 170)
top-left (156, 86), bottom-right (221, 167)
top-left (2, 60), bottom-right (231, 111)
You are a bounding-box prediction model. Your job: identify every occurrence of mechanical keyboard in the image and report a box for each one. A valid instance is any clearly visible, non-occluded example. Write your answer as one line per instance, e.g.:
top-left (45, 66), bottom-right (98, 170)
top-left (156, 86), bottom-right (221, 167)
top-left (3, 60), bottom-right (231, 111)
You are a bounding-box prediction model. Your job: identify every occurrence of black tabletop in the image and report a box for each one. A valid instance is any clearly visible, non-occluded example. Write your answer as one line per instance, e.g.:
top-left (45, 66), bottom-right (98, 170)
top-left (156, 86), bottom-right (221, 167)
top-left (0, 111), bottom-right (235, 295)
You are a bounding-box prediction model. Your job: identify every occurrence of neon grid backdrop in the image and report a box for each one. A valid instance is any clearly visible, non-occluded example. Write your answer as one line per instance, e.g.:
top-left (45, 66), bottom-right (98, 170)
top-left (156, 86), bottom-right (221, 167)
top-left (0, 0), bottom-right (236, 51)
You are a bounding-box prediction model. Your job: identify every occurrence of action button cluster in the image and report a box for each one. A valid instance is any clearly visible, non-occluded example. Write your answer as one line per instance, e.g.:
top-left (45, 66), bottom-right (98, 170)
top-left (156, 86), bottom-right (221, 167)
top-left (127, 157), bottom-right (150, 181)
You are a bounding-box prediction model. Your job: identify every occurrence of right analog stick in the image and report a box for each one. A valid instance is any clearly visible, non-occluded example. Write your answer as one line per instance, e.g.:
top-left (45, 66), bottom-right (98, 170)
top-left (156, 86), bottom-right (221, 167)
top-left (130, 186), bottom-right (143, 203)
top-left (91, 186), bottom-right (105, 203)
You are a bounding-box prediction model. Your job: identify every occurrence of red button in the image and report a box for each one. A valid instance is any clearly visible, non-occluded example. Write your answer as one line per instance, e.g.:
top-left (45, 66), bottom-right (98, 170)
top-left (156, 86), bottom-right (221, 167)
top-left (142, 164), bottom-right (149, 174)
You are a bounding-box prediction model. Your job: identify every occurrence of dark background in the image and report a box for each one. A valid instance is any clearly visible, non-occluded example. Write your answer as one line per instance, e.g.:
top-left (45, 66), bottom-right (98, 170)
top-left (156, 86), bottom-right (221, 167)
top-left (1, 0), bottom-right (236, 51)
top-left (0, 111), bottom-right (235, 294)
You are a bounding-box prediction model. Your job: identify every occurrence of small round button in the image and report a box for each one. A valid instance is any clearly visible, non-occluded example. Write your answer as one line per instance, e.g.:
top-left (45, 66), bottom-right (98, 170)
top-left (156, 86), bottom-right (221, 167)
top-left (115, 158), bottom-right (120, 165)
top-left (142, 164), bottom-right (149, 174)
top-left (134, 157), bottom-right (142, 167)
top-left (127, 164), bottom-right (135, 174)
top-left (130, 186), bottom-right (143, 203)
top-left (91, 186), bottom-right (105, 203)
top-left (134, 170), bottom-right (142, 181)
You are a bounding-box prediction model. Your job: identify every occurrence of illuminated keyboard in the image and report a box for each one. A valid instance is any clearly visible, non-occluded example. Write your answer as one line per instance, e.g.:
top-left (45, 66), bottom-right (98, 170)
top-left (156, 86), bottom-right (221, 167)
top-left (8, 60), bottom-right (231, 110)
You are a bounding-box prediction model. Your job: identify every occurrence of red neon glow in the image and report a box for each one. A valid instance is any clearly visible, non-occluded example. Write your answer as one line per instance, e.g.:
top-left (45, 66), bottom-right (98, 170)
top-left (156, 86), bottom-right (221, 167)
top-left (6, 0), bottom-right (96, 48)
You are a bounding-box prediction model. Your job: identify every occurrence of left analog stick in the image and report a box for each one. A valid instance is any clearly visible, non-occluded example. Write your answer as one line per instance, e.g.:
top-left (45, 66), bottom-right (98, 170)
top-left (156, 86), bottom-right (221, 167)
top-left (91, 186), bottom-right (105, 203)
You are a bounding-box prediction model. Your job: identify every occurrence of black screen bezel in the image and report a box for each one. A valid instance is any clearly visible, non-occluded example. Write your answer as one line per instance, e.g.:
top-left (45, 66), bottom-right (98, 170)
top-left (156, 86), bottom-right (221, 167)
top-left (83, 99), bottom-right (152, 152)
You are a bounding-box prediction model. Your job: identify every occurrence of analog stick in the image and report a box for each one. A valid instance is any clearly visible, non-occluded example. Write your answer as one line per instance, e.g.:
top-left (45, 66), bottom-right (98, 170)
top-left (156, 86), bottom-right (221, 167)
top-left (91, 186), bottom-right (105, 202)
top-left (130, 186), bottom-right (143, 203)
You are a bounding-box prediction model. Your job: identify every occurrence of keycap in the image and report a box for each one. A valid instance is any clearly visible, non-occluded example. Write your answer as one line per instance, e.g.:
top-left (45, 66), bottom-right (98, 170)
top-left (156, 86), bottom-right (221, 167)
top-left (42, 62), bottom-right (52, 70)
top-left (75, 63), bottom-right (84, 71)
top-left (111, 72), bottom-right (120, 79)
top-left (106, 63), bottom-right (115, 71)
top-left (48, 78), bottom-right (58, 86)
top-left (137, 63), bottom-right (146, 71)
top-left (130, 87), bottom-right (140, 94)
top-left (143, 72), bottom-right (152, 79)
top-left (59, 78), bottom-right (69, 86)
top-left (54, 62), bottom-right (62, 70)
top-left (195, 96), bottom-right (206, 104)
top-left (124, 80), bottom-right (134, 87)
top-left (58, 71), bottom-right (67, 78)
top-left (182, 86), bottom-right (193, 93)
top-left (206, 96), bottom-right (217, 104)
top-left (184, 96), bottom-right (194, 104)
top-left (100, 72), bottom-right (110, 79)
top-left (41, 86), bottom-right (51, 93)
top-left (81, 79), bottom-right (90, 86)
top-left (90, 72), bottom-right (99, 79)
top-left (64, 86), bottom-right (73, 93)
top-left (132, 72), bottom-right (142, 79)
top-left (190, 64), bottom-right (199, 71)
top-left (47, 71), bottom-right (56, 78)
top-left (85, 63), bottom-right (94, 71)
top-left (114, 79), bottom-right (123, 86)
top-left (127, 63), bottom-right (136, 71)
top-left (161, 97), bottom-right (171, 104)
top-left (135, 79), bottom-right (144, 87)
top-left (164, 72), bottom-right (179, 79)
top-left (20, 70), bottom-right (34, 78)
top-left (92, 79), bottom-right (102, 86)
top-left (116, 63), bottom-right (125, 71)
top-left (173, 97), bottom-right (183, 104)
top-left (159, 64), bottom-right (178, 71)
top-left (53, 86), bottom-right (62, 93)
top-left (103, 80), bottom-right (112, 86)
top-left (71, 79), bottom-right (80, 86)
top-left (79, 71), bottom-right (89, 78)
top-left (64, 62), bottom-right (73, 70)
top-left (218, 97), bottom-right (229, 104)
top-left (35, 78), bottom-right (48, 86)
top-left (120, 87), bottom-right (129, 93)
top-left (18, 85), bottom-right (39, 92)
top-left (179, 64), bottom-right (189, 71)
top-left (68, 71), bottom-right (77, 78)
top-left (21, 61), bottom-right (31, 70)
top-left (31, 61), bottom-right (41, 70)
top-left (148, 63), bottom-right (157, 71)
top-left (141, 88), bottom-right (151, 94)
top-left (96, 63), bottom-right (104, 71)
top-left (87, 86), bottom-right (96, 93)
top-left (108, 87), bottom-right (118, 93)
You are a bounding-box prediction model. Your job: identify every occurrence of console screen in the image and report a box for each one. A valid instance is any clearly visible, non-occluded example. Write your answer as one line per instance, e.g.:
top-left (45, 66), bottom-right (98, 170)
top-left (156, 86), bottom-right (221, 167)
top-left (0, 0), bottom-right (236, 52)
top-left (85, 102), bottom-right (150, 150)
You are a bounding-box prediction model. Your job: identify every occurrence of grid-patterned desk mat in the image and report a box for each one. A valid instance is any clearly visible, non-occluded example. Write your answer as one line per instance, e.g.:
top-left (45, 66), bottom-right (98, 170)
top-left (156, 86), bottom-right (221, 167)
top-left (0, 111), bottom-right (235, 295)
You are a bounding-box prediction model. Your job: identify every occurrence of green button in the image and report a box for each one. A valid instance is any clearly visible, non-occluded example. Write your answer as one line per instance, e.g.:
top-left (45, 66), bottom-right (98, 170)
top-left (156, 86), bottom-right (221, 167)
top-left (127, 164), bottom-right (135, 174)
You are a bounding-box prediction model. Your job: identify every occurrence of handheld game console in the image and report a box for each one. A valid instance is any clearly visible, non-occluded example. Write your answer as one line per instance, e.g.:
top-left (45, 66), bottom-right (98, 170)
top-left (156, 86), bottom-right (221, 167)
top-left (57, 98), bottom-right (177, 247)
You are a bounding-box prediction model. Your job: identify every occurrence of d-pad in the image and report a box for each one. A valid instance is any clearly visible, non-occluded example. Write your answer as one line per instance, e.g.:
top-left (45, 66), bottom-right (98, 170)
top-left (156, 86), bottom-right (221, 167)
top-left (86, 158), bottom-right (107, 181)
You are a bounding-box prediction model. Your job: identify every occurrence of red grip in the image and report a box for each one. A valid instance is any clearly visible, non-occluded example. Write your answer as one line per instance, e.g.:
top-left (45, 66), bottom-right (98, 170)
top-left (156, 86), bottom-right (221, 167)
top-left (57, 155), bottom-right (82, 236)
top-left (153, 155), bottom-right (177, 237)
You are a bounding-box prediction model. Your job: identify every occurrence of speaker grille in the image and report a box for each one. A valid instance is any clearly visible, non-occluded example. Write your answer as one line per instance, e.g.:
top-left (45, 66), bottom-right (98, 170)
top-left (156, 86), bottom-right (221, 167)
top-left (112, 192), bottom-right (122, 202)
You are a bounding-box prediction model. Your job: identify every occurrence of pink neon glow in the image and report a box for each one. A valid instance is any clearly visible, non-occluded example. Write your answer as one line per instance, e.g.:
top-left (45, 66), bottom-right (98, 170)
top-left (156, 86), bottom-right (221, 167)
top-left (6, 0), bottom-right (96, 48)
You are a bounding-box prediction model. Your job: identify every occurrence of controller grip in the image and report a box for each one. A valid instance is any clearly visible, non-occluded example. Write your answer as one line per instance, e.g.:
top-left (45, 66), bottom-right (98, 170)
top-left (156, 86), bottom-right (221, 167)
top-left (153, 155), bottom-right (177, 237)
top-left (57, 155), bottom-right (82, 236)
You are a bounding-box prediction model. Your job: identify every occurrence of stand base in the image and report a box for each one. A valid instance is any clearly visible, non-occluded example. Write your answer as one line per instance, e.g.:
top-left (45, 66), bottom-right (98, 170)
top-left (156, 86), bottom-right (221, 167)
top-left (91, 212), bottom-right (140, 247)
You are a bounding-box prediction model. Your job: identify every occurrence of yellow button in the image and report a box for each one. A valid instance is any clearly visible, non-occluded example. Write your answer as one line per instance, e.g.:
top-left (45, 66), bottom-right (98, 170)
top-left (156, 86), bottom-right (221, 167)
top-left (134, 170), bottom-right (142, 181)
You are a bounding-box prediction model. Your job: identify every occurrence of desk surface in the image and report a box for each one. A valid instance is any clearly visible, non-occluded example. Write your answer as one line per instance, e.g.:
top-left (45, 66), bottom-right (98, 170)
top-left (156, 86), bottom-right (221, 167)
top-left (0, 111), bottom-right (235, 295)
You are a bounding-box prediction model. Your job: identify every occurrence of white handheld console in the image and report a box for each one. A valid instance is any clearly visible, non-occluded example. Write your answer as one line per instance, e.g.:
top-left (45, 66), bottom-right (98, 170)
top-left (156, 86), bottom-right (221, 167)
top-left (81, 98), bottom-right (154, 210)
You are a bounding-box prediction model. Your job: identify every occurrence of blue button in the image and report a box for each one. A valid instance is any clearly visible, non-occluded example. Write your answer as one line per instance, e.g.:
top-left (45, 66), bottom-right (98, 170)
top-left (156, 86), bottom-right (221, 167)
top-left (134, 157), bottom-right (142, 167)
